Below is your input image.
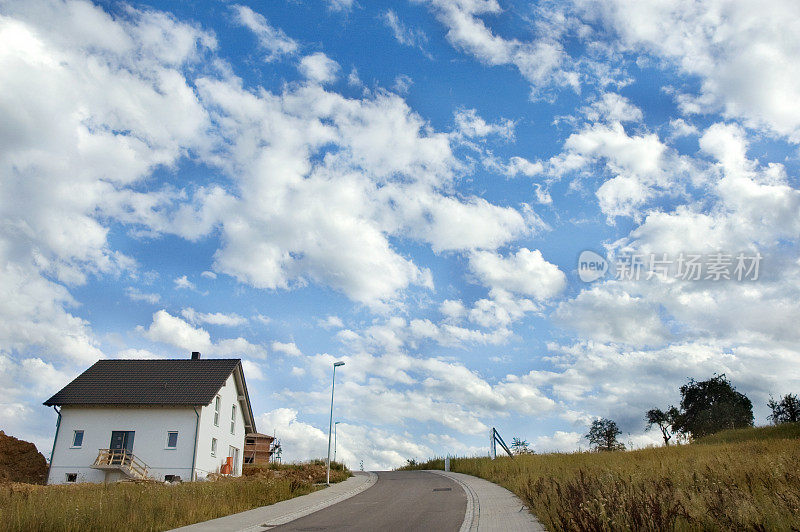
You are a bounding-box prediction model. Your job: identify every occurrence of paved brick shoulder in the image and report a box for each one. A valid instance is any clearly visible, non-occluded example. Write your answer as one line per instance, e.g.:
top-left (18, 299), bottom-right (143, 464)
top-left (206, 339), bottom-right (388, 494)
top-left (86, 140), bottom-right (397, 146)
top-left (170, 471), bottom-right (377, 532)
top-left (428, 470), bottom-right (546, 532)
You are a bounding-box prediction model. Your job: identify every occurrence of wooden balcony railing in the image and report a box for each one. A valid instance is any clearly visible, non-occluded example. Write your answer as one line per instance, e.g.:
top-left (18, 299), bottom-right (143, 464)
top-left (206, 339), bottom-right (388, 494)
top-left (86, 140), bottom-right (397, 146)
top-left (92, 449), bottom-right (150, 480)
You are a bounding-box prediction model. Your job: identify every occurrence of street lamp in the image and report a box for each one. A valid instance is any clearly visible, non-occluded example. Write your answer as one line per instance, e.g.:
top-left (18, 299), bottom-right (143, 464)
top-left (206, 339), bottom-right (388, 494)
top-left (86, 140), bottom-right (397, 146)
top-left (333, 421), bottom-right (341, 463)
top-left (326, 361), bottom-right (345, 485)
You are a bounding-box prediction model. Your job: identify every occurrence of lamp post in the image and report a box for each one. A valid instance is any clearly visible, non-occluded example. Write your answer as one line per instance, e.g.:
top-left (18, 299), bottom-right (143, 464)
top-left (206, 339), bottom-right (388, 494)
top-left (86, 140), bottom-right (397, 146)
top-left (333, 421), bottom-right (341, 463)
top-left (326, 361), bottom-right (345, 485)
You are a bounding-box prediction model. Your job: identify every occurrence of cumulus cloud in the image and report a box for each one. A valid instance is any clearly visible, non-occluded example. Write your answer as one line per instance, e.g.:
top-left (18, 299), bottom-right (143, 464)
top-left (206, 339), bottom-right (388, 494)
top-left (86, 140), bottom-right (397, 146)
top-left (421, 0), bottom-right (579, 95)
top-left (299, 52), bottom-right (340, 84)
top-left (577, 0), bottom-right (800, 141)
top-left (544, 121), bottom-right (695, 219)
top-left (469, 248), bottom-right (566, 299)
top-left (137, 310), bottom-right (265, 358)
top-left (581, 93), bottom-right (643, 123)
top-left (259, 408), bottom-right (432, 469)
top-left (454, 108), bottom-right (514, 139)
top-left (272, 341), bottom-right (303, 357)
top-left (554, 285), bottom-right (671, 346)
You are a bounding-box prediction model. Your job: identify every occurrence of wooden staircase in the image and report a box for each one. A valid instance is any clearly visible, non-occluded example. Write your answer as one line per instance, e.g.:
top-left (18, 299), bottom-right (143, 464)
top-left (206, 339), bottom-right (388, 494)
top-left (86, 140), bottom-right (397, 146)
top-left (91, 449), bottom-right (150, 480)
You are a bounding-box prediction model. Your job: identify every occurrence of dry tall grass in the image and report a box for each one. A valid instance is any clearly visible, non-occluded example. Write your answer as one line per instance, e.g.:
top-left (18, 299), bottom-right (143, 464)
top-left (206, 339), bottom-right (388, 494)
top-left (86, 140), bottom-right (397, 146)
top-left (404, 426), bottom-right (800, 531)
top-left (0, 461), bottom-right (350, 532)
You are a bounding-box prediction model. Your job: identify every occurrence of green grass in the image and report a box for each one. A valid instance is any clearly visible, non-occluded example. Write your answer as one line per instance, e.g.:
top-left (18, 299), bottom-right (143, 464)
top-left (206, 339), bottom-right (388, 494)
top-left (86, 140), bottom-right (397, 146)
top-left (0, 461), bottom-right (350, 532)
top-left (402, 431), bottom-right (800, 531)
top-left (696, 422), bottom-right (800, 445)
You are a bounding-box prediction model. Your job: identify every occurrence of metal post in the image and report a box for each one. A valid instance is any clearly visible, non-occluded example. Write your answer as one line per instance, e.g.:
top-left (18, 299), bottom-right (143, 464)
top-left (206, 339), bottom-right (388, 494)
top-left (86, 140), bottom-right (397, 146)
top-left (327, 361), bottom-right (344, 485)
top-left (333, 421), bottom-right (340, 463)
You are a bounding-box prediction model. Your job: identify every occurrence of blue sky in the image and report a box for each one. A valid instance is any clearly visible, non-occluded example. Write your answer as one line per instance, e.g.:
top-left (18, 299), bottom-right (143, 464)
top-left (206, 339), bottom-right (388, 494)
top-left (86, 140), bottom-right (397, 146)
top-left (3, 0), bottom-right (800, 468)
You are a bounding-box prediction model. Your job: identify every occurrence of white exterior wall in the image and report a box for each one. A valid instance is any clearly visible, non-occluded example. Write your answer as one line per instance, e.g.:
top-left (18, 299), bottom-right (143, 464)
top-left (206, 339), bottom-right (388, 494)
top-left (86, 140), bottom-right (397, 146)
top-left (48, 406), bottom-right (198, 484)
top-left (194, 372), bottom-right (247, 479)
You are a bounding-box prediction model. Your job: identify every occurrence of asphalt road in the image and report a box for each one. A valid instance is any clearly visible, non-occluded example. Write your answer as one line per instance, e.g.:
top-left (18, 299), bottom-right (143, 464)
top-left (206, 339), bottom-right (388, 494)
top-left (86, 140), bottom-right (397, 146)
top-left (270, 470), bottom-right (467, 531)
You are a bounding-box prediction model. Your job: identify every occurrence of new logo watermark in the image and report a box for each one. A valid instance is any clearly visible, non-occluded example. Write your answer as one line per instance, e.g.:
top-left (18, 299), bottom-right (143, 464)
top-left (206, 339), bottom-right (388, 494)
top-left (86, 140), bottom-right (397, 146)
top-left (578, 250), bottom-right (609, 282)
top-left (578, 251), bottom-right (762, 283)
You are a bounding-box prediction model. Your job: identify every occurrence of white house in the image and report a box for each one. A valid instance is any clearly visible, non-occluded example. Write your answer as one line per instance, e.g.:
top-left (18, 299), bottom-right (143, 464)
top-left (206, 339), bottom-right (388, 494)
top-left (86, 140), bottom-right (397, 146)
top-left (44, 352), bottom-right (257, 484)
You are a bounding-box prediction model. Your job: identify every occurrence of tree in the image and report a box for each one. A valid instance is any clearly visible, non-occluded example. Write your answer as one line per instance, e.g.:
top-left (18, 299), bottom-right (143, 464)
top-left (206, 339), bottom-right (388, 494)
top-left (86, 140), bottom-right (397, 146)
top-left (768, 394), bottom-right (800, 424)
top-left (645, 406), bottom-right (680, 446)
top-left (674, 374), bottom-right (753, 439)
top-left (586, 418), bottom-right (625, 451)
top-left (510, 437), bottom-right (533, 455)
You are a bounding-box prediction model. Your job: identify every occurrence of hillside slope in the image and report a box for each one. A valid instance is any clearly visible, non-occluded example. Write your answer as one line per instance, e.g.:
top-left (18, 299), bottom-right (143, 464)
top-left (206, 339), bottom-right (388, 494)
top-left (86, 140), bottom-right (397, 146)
top-left (403, 431), bottom-right (800, 530)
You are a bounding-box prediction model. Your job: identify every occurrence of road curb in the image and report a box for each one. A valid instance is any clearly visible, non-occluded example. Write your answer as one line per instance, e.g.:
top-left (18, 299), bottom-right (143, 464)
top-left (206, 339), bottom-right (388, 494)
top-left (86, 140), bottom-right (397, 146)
top-left (170, 471), bottom-right (378, 532)
top-left (427, 470), bottom-right (545, 532)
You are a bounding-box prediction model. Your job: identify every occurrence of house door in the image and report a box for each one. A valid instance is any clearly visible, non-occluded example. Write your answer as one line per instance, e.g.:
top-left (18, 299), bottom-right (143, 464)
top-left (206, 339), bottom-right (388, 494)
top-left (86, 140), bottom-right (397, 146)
top-left (110, 431), bottom-right (135, 464)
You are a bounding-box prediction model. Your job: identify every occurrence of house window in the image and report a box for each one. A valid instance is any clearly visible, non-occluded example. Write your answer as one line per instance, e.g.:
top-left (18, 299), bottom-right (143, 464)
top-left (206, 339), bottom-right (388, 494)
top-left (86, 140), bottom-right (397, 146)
top-left (214, 396), bottom-right (220, 426)
top-left (65, 473), bottom-right (77, 483)
top-left (230, 405), bottom-right (236, 434)
top-left (211, 438), bottom-right (217, 457)
top-left (166, 431), bottom-right (178, 449)
top-left (71, 430), bottom-right (84, 448)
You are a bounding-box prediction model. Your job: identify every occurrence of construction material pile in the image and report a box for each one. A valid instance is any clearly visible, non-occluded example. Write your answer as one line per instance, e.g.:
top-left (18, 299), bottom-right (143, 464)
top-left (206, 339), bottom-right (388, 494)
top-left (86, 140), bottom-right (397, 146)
top-left (241, 460), bottom-right (350, 485)
top-left (0, 431), bottom-right (48, 485)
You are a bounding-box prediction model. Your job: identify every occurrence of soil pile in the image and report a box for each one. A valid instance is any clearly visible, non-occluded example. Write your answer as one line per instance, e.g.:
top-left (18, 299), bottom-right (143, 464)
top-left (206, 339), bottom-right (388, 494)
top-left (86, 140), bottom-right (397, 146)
top-left (0, 431), bottom-right (48, 484)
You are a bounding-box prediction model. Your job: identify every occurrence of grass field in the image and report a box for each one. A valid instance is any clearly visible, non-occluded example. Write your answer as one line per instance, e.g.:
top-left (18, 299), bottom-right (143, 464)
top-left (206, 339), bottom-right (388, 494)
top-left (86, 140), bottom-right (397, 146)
top-left (402, 424), bottom-right (800, 531)
top-left (0, 461), bottom-right (350, 532)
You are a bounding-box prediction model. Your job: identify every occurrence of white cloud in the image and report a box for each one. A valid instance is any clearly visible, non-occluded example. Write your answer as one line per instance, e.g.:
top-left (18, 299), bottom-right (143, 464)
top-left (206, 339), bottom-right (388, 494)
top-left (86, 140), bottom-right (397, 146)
top-left (173, 275), bottom-right (195, 290)
top-left (241, 359), bottom-right (265, 380)
top-left (382, 10), bottom-right (428, 52)
top-left (469, 248), bottom-right (566, 299)
top-left (231, 5), bottom-right (297, 61)
top-left (180, 307), bottom-right (248, 327)
top-left (299, 52), bottom-right (340, 84)
top-left (0, 0), bottom-right (215, 374)
top-left (259, 408), bottom-right (432, 469)
top-left (137, 310), bottom-right (265, 358)
top-left (126, 287), bottom-right (160, 304)
top-left (318, 315), bottom-right (344, 329)
top-left (259, 408), bottom-right (328, 460)
top-left (533, 431), bottom-right (583, 453)
top-left (326, 0), bottom-right (354, 12)
top-left (581, 93), bottom-right (643, 123)
top-left (272, 341), bottom-right (303, 357)
top-left (668, 118), bottom-right (698, 139)
top-left (201, 270), bottom-right (217, 279)
top-left (440, 299), bottom-right (466, 319)
top-left (286, 349), bottom-right (558, 440)
top-left (546, 121), bottom-right (692, 219)
top-left (114, 348), bottom-right (162, 359)
top-left (187, 77), bottom-right (528, 306)
top-left (454, 108), bottom-right (514, 139)
top-left (578, 0), bottom-right (800, 141)
top-left (393, 74), bottom-right (413, 94)
top-left (421, 0), bottom-right (579, 95)
top-left (503, 156), bottom-right (544, 177)
top-left (554, 285), bottom-right (671, 346)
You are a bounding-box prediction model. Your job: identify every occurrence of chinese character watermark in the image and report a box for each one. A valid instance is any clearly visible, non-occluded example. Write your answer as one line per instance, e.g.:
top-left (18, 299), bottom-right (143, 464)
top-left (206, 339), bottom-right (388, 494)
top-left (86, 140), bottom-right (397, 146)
top-left (578, 251), bottom-right (762, 282)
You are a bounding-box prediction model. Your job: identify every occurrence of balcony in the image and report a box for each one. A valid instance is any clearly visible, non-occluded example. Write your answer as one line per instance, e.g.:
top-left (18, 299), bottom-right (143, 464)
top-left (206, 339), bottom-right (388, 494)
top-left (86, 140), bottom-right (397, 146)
top-left (91, 449), bottom-right (150, 480)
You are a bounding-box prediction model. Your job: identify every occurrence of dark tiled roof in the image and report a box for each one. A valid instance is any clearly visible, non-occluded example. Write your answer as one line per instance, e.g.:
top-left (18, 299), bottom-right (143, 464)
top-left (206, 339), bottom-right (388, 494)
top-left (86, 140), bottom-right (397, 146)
top-left (44, 359), bottom-right (242, 407)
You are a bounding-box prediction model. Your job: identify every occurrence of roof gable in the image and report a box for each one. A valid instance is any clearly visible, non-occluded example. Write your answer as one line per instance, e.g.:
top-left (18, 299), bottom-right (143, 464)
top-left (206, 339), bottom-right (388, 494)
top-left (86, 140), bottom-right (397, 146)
top-left (44, 359), bottom-right (241, 407)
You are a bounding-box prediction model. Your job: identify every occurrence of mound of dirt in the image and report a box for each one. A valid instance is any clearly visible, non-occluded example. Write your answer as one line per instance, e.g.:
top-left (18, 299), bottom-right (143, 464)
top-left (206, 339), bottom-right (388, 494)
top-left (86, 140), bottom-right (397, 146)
top-left (0, 431), bottom-right (48, 485)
